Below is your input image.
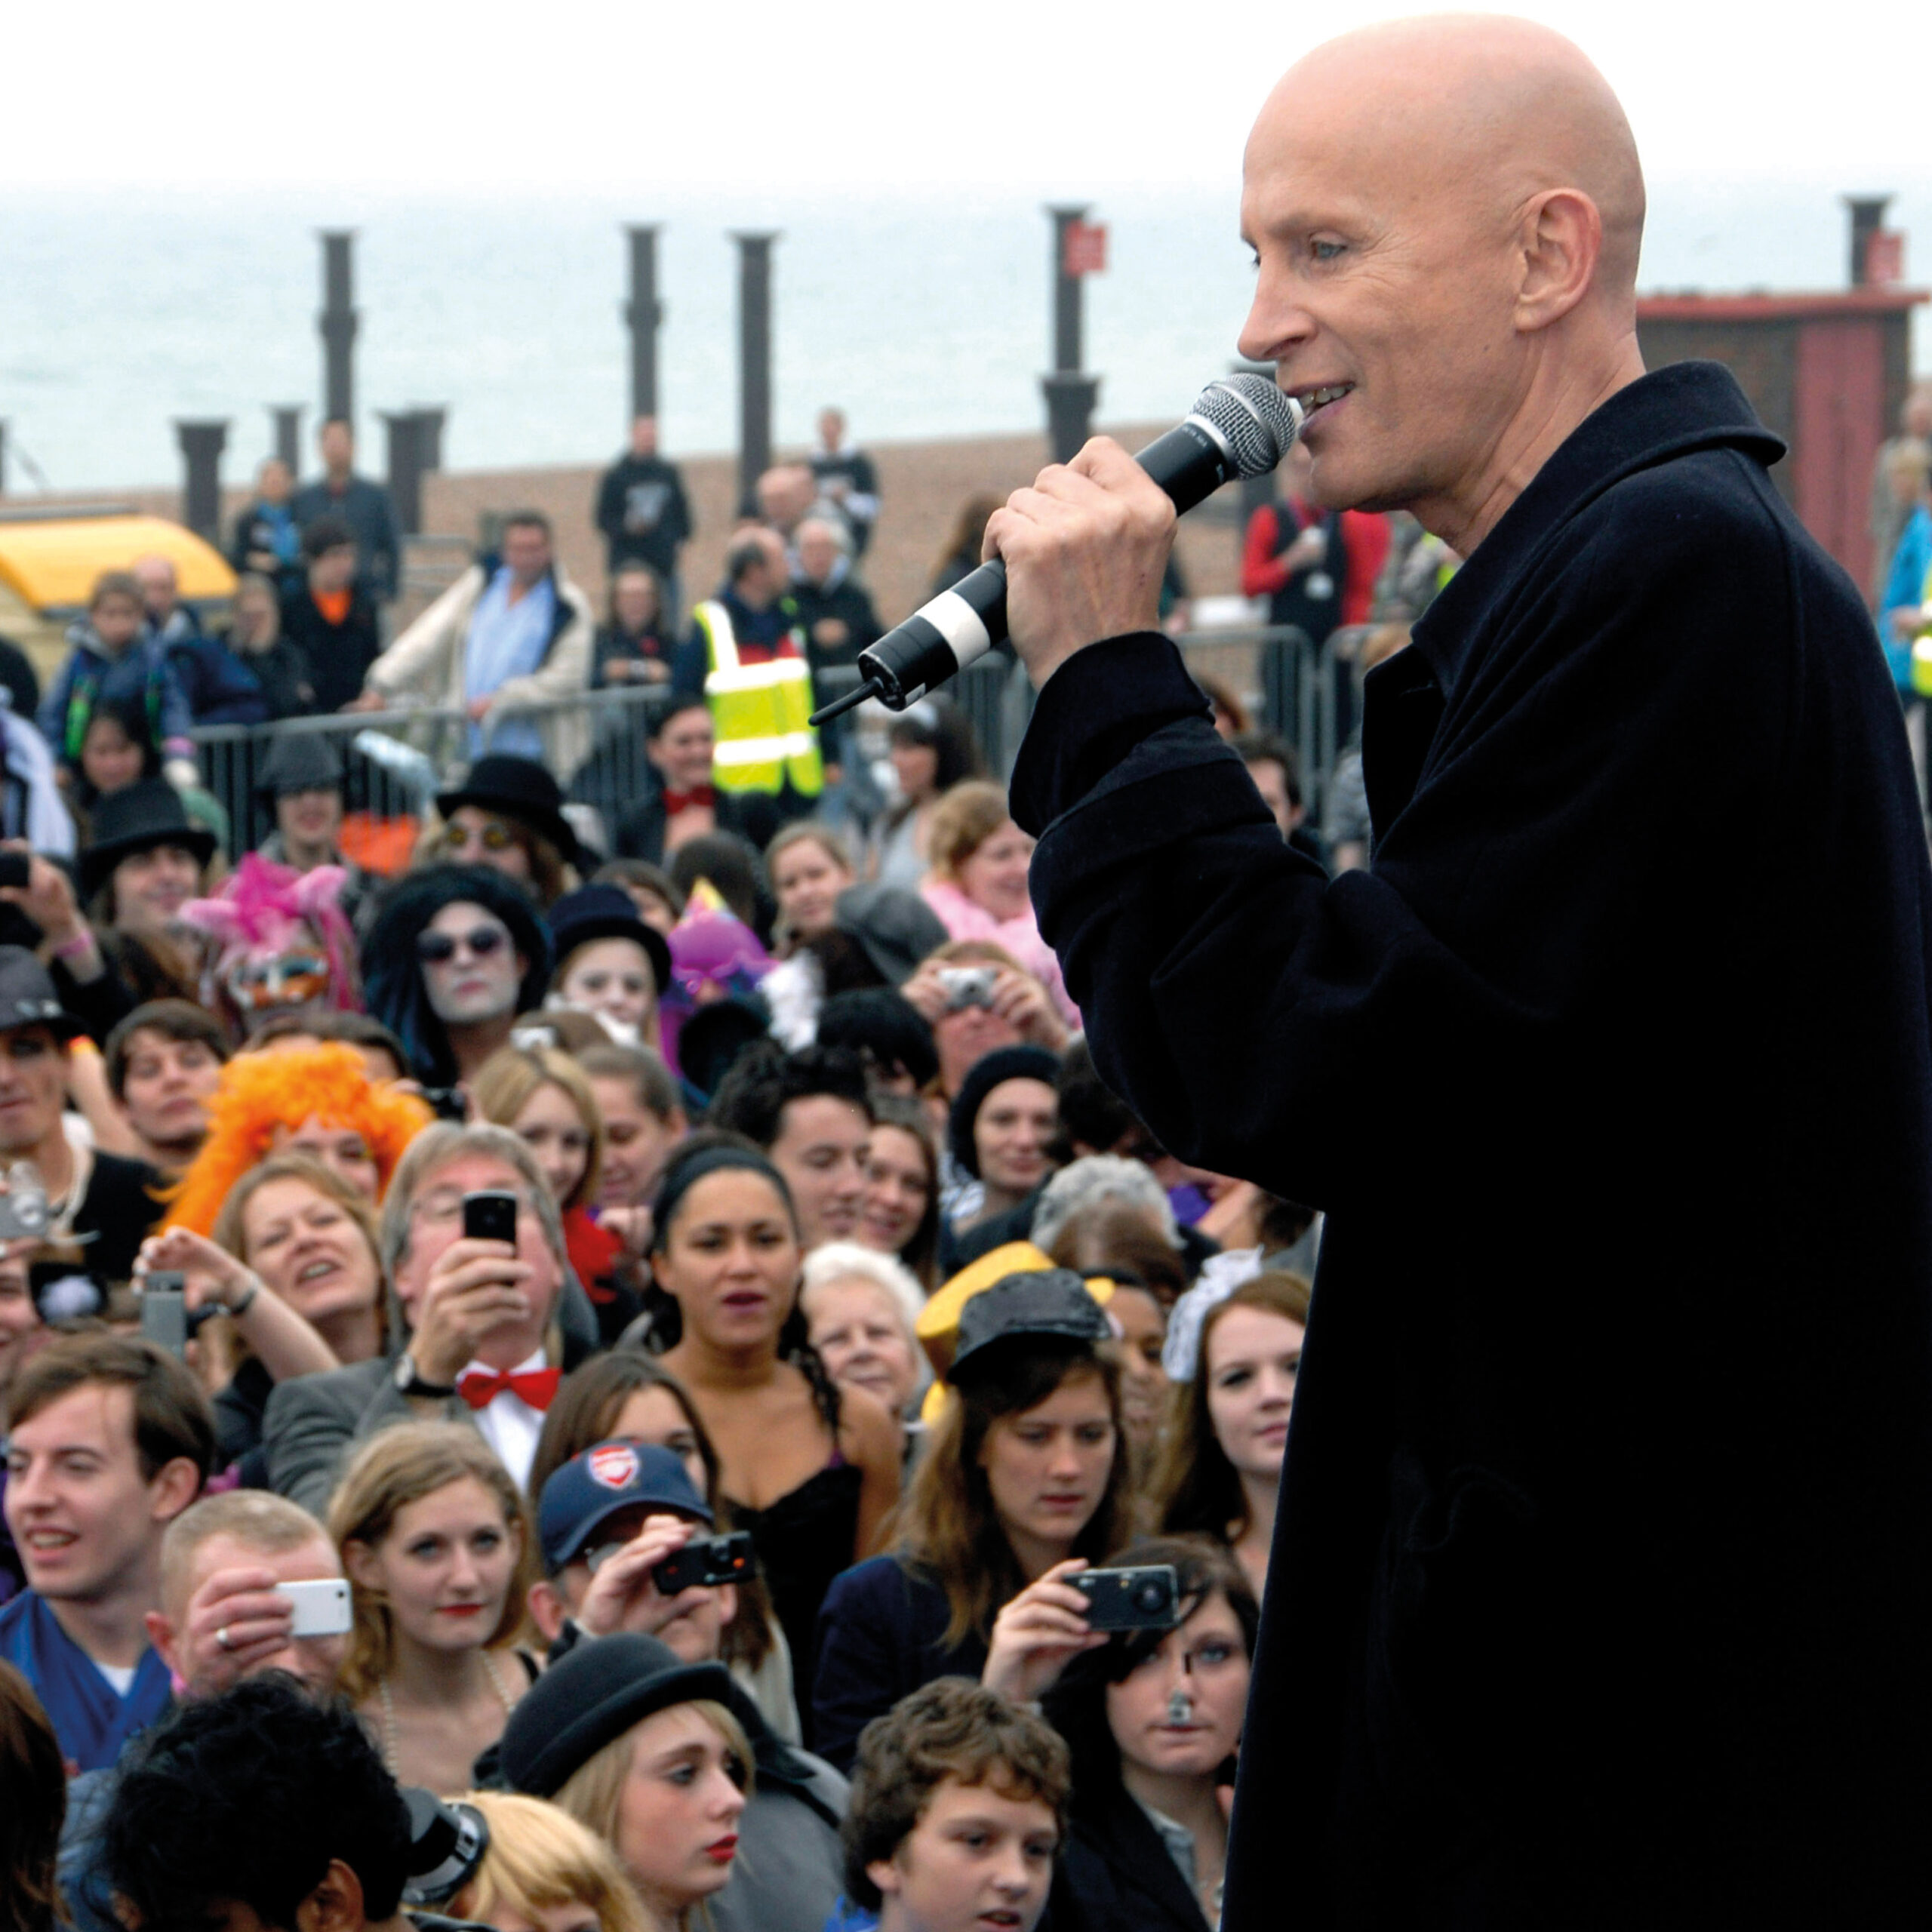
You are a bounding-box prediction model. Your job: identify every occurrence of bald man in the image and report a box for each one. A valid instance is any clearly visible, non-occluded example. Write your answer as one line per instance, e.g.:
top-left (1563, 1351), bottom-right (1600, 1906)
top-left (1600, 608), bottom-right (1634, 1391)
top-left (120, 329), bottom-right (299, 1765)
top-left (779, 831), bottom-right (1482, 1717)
top-left (992, 17), bottom-right (1932, 1927)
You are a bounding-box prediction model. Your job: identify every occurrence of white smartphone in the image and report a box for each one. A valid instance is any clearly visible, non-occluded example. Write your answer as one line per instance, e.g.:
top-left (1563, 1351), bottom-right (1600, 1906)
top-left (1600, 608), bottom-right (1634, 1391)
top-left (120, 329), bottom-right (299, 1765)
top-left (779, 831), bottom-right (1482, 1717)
top-left (278, 1578), bottom-right (353, 1637)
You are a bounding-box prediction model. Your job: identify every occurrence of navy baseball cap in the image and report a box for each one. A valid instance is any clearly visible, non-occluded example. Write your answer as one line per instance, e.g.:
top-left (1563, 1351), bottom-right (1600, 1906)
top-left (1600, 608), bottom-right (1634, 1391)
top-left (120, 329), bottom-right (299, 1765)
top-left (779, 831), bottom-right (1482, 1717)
top-left (538, 1438), bottom-right (712, 1574)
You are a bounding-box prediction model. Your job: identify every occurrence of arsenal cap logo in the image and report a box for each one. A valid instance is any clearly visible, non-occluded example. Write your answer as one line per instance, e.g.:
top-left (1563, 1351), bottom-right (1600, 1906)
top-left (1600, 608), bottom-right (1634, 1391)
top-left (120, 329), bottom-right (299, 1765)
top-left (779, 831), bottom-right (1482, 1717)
top-left (587, 1442), bottom-right (641, 1491)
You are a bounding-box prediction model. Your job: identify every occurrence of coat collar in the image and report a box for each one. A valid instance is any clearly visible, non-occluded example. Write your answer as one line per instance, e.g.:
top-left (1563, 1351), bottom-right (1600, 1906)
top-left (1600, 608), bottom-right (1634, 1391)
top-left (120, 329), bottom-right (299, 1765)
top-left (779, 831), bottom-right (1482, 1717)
top-left (1407, 360), bottom-right (1784, 703)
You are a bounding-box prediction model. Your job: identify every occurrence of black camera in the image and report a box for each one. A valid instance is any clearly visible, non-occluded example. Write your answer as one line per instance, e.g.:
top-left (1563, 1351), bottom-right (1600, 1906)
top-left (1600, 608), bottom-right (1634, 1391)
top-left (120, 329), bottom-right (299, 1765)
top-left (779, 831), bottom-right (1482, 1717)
top-left (652, 1531), bottom-right (756, 1595)
top-left (1072, 1564), bottom-right (1180, 1631)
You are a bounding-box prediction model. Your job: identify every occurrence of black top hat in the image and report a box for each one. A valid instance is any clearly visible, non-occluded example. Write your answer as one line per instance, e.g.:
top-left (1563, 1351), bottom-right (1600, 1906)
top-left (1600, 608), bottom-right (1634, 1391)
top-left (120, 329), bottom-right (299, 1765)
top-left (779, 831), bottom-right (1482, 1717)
top-left (80, 778), bottom-right (217, 900)
top-left (255, 733), bottom-right (345, 803)
top-left (952, 1267), bottom-right (1112, 1380)
top-left (834, 882), bottom-right (950, 988)
top-left (547, 884), bottom-right (672, 996)
top-left (436, 755), bottom-right (581, 869)
top-left (0, 946), bottom-right (87, 1042)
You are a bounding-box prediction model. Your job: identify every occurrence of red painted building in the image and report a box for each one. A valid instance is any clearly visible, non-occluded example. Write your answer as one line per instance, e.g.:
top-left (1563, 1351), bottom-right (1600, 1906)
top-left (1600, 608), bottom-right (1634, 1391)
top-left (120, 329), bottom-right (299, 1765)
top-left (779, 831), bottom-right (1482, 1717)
top-left (1636, 206), bottom-right (1924, 596)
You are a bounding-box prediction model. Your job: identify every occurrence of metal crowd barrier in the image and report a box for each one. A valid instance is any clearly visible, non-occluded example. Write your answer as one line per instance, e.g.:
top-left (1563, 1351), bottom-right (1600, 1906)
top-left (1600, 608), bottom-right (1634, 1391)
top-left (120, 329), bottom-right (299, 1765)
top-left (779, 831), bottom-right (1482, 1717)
top-left (186, 624), bottom-right (1351, 863)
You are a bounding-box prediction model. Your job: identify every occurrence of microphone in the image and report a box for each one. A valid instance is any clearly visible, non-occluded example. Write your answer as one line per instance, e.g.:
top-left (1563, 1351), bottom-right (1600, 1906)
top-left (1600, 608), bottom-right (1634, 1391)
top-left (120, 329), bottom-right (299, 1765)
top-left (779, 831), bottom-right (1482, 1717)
top-left (808, 373), bottom-right (1303, 725)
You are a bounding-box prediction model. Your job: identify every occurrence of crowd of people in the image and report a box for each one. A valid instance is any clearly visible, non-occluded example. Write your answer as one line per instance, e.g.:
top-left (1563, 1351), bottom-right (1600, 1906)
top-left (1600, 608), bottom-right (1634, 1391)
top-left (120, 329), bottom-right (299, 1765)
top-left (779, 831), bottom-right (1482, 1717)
top-left (0, 450), bottom-right (1340, 1932)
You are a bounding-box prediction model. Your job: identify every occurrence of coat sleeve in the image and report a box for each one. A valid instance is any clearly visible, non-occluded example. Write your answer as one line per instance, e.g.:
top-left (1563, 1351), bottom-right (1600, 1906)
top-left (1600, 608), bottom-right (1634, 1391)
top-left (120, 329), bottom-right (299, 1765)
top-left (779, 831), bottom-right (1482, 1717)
top-left (263, 1368), bottom-right (461, 1520)
top-left (1241, 504), bottom-right (1290, 598)
top-left (37, 653), bottom-right (76, 753)
top-left (366, 571), bottom-right (471, 700)
top-left (811, 1562), bottom-right (913, 1774)
top-left (595, 466), bottom-right (625, 543)
top-left (1014, 476), bottom-right (1801, 1217)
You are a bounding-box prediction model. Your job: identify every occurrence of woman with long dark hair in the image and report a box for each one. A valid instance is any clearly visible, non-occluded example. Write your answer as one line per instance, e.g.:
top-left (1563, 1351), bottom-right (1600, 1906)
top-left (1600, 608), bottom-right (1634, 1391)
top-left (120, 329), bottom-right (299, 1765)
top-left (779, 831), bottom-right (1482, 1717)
top-left (645, 1140), bottom-right (899, 1736)
top-left (1040, 1537), bottom-right (1260, 1932)
top-left (810, 1269), bottom-right (1131, 1771)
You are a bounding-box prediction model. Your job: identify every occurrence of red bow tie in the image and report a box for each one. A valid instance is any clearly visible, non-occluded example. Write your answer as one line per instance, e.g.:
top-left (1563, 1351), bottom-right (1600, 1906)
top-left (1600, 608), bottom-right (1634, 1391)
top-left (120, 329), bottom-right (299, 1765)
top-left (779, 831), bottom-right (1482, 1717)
top-left (663, 785), bottom-right (715, 814)
top-left (457, 1366), bottom-right (561, 1411)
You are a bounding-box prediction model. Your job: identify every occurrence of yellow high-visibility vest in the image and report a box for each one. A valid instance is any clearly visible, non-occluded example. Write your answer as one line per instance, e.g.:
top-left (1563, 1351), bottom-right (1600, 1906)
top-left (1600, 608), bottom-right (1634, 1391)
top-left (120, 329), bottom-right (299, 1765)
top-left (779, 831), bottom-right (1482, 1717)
top-left (694, 598), bottom-right (824, 798)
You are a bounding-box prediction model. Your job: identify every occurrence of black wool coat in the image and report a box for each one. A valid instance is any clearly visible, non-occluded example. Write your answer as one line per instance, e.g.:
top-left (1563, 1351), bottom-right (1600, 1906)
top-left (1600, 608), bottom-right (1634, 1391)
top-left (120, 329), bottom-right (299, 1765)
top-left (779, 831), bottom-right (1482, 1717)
top-left (1011, 363), bottom-right (1932, 1929)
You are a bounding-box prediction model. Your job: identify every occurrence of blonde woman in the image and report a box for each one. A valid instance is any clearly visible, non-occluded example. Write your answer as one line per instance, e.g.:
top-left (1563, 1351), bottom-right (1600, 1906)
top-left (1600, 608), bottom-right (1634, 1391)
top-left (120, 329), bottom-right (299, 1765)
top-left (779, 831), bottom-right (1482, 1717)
top-left (472, 1043), bottom-right (635, 1341)
top-left (450, 1790), bottom-right (651, 1932)
top-left (497, 1633), bottom-right (751, 1932)
top-left (328, 1421), bottom-right (540, 1793)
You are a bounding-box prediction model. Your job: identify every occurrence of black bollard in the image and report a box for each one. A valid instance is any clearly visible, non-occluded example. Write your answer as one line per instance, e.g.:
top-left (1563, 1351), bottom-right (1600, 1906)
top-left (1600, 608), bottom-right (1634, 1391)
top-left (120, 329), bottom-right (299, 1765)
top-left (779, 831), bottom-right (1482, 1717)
top-left (1847, 195), bottom-right (1894, 287)
top-left (625, 225), bottom-right (663, 424)
top-left (176, 420), bottom-right (229, 542)
top-left (382, 412), bottom-right (427, 537)
top-left (271, 405), bottom-right (303, 475)
top-left (319, 230), bottom-right (358, 426)
top-left (733, 231), bottom-right (779, 517)
top-left (1041, 205), bottom-right (1103, 463)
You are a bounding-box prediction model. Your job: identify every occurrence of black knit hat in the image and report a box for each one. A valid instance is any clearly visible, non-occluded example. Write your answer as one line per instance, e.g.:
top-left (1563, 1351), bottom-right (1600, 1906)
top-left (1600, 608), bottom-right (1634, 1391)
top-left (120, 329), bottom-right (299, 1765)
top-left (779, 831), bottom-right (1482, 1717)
top-left (80, 778), bottom-right (217, 900)
top-left (437, 754), bottom-right (581, 869)
top-left (497, 1632), bottom-right (735, 1798)
top-left (948, 1044), bottom-right (1061, 1179)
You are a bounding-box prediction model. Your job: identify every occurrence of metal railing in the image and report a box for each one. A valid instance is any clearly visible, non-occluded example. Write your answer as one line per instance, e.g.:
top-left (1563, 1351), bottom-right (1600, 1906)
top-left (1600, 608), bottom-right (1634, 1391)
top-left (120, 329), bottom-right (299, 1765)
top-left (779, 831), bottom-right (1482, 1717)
top-left (185, 624), bottom-right (1352, 862)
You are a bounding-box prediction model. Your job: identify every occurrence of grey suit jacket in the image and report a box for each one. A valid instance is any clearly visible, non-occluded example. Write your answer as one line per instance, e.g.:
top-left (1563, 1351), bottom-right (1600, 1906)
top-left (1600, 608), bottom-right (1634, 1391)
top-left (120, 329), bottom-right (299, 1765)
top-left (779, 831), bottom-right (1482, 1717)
top-left (263, 1273), bottom-right (603, 1519)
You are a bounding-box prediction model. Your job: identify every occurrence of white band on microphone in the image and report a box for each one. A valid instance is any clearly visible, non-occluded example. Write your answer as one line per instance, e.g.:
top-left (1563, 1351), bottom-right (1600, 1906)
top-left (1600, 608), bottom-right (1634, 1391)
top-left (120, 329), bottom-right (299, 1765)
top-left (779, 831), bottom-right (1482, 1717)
top-left (922, 589), bottom-right (995, 672)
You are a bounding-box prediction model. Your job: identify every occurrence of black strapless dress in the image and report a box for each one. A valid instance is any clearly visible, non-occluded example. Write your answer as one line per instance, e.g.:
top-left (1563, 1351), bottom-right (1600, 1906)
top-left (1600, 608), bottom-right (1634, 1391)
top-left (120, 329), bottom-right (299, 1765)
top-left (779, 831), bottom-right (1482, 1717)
top-left (727, 1459), bottom-right (863, 1744)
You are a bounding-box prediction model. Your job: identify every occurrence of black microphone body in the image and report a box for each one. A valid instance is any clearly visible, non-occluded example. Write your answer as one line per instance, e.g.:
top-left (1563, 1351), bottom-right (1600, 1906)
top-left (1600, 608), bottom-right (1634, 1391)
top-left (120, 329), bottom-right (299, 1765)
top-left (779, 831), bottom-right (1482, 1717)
top-left (809, 374), bottom-right (1303, 721)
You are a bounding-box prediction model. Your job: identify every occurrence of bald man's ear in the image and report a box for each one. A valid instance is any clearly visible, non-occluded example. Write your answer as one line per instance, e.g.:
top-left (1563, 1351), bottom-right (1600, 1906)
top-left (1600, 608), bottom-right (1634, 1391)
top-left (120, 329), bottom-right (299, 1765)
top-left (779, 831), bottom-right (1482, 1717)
top-left (1513, 189), bottom-right (1602, 333)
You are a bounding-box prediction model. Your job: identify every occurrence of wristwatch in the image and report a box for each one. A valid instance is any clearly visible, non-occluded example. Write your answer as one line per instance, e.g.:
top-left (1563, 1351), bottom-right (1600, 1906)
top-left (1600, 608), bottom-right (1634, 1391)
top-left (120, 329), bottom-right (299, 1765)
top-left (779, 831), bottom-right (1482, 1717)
top-left (393, 1352), bottom-right (457, 1399)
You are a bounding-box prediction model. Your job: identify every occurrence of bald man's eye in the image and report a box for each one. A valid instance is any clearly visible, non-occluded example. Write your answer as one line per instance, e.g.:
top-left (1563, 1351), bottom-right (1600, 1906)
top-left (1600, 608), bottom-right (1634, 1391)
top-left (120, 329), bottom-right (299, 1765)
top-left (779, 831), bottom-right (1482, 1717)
top-left (1311, 239), bottom-right (1346, 263)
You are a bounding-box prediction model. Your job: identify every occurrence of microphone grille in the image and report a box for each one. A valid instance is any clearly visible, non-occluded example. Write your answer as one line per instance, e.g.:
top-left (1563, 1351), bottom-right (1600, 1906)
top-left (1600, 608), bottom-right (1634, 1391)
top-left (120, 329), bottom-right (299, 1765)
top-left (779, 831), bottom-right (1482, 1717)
top-left (1190, 373), bottom-right (1303, 478)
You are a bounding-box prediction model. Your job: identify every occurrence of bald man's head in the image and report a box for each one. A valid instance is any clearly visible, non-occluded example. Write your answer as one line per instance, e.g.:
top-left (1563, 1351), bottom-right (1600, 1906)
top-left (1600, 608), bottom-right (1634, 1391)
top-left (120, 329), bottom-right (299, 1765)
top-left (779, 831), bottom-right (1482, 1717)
top-left (1239, 14), bottom-right (1647, 552)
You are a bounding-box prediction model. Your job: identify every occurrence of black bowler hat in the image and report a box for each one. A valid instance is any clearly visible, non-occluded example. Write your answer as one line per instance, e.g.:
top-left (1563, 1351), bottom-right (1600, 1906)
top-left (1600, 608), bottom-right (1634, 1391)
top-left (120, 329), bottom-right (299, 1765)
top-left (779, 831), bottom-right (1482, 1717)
top-left (437, 755), bottom-right (581, 869)
top-left (497, 1632), bottom-right (734, 1798)
top-left (547, 884), bottom-right (672, 997)
top-left (80, 778), bottom-right (217, 900)
top-left (255, 733), bottom-right (344, 804)
top-left (951, 1267), bottom-right (1112, 1380)
top-left (0, 946), bottom-right (87, 1042)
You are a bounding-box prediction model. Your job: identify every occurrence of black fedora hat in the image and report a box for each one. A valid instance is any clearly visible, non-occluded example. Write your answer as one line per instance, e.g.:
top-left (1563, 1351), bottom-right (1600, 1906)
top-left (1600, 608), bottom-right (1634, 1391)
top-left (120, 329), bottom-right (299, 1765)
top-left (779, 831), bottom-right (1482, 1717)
top-left (547, 884), bottom-right (672, 996)
top-left (0, 946), bottom-right (87, 1043)
top-left (436, 755), bottom-right (580, 869)
top-left (81, 779), bottom-right (217, 900)
top-left (255, 732), bottom-right (344, 804)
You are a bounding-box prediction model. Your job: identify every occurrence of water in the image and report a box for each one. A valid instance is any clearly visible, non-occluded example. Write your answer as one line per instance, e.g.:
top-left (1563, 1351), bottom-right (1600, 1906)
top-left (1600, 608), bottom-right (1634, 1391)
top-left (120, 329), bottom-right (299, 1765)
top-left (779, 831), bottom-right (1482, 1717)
top-left (2, 176), bottom-right (1928, 493)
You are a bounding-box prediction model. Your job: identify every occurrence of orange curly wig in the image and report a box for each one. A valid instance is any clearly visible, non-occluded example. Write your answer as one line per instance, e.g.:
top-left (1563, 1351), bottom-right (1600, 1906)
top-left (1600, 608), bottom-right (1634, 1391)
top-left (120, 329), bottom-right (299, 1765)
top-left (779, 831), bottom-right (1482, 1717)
top-left (164, 1041), bottom-right (435, 1236)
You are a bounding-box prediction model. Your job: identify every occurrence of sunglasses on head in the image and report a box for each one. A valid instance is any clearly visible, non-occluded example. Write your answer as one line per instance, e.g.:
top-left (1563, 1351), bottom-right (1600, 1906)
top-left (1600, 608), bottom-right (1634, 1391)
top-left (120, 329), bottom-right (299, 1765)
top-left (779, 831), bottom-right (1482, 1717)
top-left (416, 925), bottom-right (509, 965)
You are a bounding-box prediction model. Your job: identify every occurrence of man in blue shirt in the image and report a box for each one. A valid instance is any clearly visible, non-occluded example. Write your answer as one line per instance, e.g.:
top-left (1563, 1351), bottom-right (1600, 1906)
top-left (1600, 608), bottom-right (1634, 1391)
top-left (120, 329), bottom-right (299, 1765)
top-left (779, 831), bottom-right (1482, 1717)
top-left (0, 1331), bottom-right (211, 1770)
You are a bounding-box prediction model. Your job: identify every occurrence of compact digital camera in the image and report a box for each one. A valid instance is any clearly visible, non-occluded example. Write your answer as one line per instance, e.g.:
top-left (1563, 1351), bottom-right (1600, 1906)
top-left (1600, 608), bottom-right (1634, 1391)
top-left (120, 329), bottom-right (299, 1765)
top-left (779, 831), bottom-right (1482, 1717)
top-left (1072, 1564), bottom-right (1181, 1631)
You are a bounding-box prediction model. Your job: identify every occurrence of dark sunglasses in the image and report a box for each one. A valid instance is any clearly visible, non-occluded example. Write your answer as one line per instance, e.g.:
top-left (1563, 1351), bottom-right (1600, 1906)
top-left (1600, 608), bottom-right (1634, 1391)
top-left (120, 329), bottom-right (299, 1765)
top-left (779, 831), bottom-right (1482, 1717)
top-left (416, 925), bottom-right (508, 965)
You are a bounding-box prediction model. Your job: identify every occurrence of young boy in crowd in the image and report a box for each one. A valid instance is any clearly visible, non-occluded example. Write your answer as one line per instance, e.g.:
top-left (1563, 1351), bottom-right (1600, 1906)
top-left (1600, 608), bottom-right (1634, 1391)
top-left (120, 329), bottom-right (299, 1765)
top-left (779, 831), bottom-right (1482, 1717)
top-left (838, 1679), bottom-right (1069, 1932)
top-left (38, 572), bottom-right (195, 778)
top-left (103, 999), bottom-right (229, 1172)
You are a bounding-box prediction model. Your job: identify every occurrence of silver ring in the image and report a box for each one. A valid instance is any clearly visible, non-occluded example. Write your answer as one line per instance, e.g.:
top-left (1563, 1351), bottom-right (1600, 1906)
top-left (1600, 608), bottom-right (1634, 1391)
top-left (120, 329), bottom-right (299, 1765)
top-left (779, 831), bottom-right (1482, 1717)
top-left (216, 1626), bottom-right (235, 1653)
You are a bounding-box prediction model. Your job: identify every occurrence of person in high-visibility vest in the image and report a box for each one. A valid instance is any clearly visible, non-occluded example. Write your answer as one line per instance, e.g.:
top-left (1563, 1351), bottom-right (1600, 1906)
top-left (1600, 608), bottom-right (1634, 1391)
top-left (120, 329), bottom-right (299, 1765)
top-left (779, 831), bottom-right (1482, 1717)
top-left (672, 528), bottom-right (823, 820)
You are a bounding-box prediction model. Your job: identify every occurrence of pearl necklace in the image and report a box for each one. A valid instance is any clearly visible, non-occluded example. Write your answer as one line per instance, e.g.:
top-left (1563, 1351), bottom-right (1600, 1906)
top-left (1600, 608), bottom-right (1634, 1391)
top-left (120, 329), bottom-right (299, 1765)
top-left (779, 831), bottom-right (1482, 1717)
top-left (377, 1648), bottom-right (517, 1774)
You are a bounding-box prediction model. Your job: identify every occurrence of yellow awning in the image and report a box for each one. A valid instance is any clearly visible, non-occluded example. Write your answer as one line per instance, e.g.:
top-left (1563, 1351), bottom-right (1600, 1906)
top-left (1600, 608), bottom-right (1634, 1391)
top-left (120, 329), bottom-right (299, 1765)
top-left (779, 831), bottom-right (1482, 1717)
top-left (0, 515), bottom-right (235, 613)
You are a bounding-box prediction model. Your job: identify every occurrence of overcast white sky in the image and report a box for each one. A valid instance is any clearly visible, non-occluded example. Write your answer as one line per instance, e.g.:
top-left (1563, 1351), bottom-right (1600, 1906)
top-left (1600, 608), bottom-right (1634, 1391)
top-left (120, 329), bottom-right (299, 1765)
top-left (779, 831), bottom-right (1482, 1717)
top-left (5, 0), bottom-right (1918, 197)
